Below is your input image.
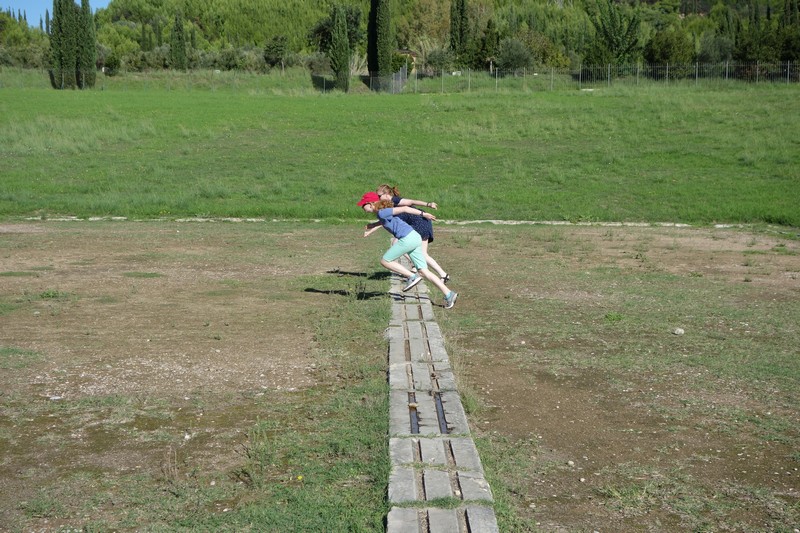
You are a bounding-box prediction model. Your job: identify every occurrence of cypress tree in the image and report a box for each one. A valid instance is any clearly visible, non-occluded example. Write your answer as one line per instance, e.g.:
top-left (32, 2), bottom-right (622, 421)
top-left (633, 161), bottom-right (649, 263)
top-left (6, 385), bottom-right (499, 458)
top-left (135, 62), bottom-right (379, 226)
top-left (77, 0), bottom-right (96, 88)
top-left (368, 0), bottom-right (393, 77)
top-left (49, 0), bottom-right (62, 85)
top-left (367, 0), bottom-right (378, 74)
top-left (450, 0), bottom-right (464, 56)
top-left (154, 18), bottom-right (162, 47)
top-left (330, 4), bottom-right (351, 92)
top-left (169, 10), bottom-right (187, 70)
top-left (50, 0), bottom-right (79, 89)
top-left (376, 0), bottom-right (392, 75)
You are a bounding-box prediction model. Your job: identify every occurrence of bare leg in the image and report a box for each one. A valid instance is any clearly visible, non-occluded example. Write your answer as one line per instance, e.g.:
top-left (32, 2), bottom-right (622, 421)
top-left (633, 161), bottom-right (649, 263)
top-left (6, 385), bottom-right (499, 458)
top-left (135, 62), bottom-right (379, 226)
top-left (421, 240), bottom-right (446, 278)
top-left (418, 268), bottom-right (452, 296)
top-left (381, 258), bottom-right (414, 279)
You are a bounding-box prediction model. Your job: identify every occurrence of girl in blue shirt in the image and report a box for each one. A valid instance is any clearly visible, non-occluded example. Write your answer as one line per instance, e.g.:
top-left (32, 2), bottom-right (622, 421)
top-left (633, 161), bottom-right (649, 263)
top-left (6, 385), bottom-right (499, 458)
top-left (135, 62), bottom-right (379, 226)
top-left (357, 192), bottom-right (457, 309)
top-left (375, 184), bottom-right (449, 283)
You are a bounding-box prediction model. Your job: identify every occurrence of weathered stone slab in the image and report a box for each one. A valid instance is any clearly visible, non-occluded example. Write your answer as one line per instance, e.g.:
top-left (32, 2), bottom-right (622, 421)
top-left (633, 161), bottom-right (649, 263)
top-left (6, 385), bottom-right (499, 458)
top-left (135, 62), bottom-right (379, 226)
top-left (388, 466), bottom-right (418, 503)
top-left (426, 508), bottom-right (460, 533)
top-left (419, 301), bottom-right (435, 321)
top-left (411, 362), bottom-right (433, 391)
top-left (389, 305), bottom-right (407, 327)
top-left (423, 469), bottom-right (453, 500)
top-left (415, 392), bottom-right (442, 435)
top-left (450, 437), bottom-right (484, 473)
top-left (406, 320), bottom-right (424, 339)
top-left (387, 507), bottom-right (421, 533)
top-left (457, 471), bottom-right (494, 501)
top-left (465, 506), bottom-right (500, 533)
top-left (389, 363), bottom-right (411, 390)
top-left (425, 326), bottom-right (449, 363)
top-left (389, 437), bottom-right (416, 467)
top-left (440, 390), bottom-right (470, 435)
top-left (432, 363), bottom-right (456, 390)
top-left (407, 337), bottom-right (428, 363)
top-left (419, 438), bottom-right (446, 466)
top-left (390, 390), bottom-right (413, 436)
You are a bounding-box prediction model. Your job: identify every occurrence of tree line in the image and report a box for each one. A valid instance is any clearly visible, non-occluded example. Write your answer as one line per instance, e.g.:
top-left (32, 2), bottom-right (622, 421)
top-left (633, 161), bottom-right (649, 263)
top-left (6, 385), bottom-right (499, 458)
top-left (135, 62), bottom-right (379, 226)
top-left (1, 0), bottom-right (798, 91)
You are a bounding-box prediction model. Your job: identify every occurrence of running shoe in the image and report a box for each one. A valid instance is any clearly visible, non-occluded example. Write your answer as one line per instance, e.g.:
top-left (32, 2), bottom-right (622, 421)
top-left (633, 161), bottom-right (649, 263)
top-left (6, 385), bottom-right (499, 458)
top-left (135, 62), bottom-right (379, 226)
top-left (403, 274), bottom-right (422, 292)
top-left (444, 291), bottom-right (458, 309)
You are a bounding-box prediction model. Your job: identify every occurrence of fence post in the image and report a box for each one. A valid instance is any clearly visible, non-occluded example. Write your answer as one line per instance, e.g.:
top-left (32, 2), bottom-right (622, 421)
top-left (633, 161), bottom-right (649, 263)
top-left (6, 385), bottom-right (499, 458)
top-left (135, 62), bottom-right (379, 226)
top-left (578, 64), bottom-right (582, 90)
top-left (607, 64), bottom-right (610, 86)
top-left (495, 68), bottom-right (498, 92)
top-left (441, 69), bottom-right (444, 93)
top-left (468, 68), bottom-right (471, 92)
top-left (637, 63), bottom-right (640, 85)
top-left (550, 67), bottom-right (554, 91)
top-left (756, 61), bottom-right (759, 83)
top-left (788, 61), bottom-right (790, 84)
top-left (666, 63), bottom-right (670, 84)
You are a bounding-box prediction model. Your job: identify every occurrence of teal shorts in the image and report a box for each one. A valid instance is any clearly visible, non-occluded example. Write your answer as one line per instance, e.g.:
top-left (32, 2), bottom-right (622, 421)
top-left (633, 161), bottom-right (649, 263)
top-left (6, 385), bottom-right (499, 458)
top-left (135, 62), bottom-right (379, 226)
top-left (382, 231), bottom-right (428, 271)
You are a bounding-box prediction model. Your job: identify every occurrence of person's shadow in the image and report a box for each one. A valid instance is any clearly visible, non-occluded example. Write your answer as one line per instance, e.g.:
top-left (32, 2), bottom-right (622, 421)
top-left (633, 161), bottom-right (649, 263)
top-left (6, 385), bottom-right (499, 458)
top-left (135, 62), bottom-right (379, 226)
top-left (303, 269), bottom-right (391, 300)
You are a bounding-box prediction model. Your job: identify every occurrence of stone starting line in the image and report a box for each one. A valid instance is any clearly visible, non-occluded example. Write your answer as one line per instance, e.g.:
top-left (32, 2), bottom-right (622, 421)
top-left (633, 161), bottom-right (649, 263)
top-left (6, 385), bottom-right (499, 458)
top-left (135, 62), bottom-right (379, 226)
top-left (385, 271), bottom-right (499, 533)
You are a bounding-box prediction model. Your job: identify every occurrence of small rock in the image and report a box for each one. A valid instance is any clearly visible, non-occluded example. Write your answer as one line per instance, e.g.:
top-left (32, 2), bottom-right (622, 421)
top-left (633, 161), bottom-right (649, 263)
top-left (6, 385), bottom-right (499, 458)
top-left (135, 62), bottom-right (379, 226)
top-left (567, 460), bottom-right (575, 467)
top-left (672, 328), bottom-right (685, 335)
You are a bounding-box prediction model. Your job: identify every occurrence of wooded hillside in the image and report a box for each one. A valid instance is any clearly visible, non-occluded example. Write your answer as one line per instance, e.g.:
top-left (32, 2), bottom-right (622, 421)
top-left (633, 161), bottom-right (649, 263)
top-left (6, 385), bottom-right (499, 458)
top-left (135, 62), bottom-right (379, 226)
top-left (2, 0), bottom-right (798, 75)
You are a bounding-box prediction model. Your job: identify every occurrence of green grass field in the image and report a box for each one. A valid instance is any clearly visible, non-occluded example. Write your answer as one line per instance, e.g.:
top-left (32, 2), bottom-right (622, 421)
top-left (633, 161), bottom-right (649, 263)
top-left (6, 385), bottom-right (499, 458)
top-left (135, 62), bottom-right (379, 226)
top-left (2, 69), bottom-right (798, 225)
top-left (1, 72), bottom-right (798, 531)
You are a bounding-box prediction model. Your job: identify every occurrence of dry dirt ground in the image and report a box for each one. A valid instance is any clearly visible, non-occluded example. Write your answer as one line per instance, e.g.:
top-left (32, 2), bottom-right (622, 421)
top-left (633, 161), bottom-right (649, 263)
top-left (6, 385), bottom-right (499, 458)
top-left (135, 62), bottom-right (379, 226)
top-left (0, 221), bottom-right (331, 530)
top-left (1, 220), bottom-right (798, 531)
top-left (438, 222), bottom-right (800, 531)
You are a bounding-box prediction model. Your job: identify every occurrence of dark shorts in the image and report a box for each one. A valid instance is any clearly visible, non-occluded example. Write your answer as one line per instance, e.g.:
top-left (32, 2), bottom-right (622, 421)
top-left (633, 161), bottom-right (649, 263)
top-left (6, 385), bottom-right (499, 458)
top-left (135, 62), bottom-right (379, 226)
top-left (399, 214), bottom-right (434, 242)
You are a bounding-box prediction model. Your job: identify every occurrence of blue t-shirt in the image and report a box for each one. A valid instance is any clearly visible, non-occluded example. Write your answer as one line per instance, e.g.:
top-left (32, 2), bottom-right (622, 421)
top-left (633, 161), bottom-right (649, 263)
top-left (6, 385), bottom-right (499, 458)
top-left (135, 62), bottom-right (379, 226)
top-left (378, 207), bottom-right (414, 239)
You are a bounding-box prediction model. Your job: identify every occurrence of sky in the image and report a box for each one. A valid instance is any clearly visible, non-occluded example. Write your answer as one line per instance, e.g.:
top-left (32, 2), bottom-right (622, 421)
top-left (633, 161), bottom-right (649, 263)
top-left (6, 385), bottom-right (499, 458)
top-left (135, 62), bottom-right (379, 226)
top-left (5, 0), bottom-right (110, 27)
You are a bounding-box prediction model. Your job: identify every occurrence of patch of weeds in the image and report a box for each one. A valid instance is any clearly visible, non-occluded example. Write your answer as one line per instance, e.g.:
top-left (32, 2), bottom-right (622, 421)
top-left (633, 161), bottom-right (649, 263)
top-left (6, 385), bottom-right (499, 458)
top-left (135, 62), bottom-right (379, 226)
top-left (771, 243), bottom-right (796, 255)
top-left (0, 346), bottom-right (42, 369)
top-left (122, 271), bottom-right (164, 278)
top-left (604, 311), bottom-right (625, 323)
top-left (595, 465), bottom-right (673, 517)
top-left (459, 388), bottom-right (482, 415)
top-left (0, 271), bottom-right (39, 277)
top-left (349, 279), bottom-right (370, 300)
top-left (37, 289), bottom-right (72, 300)
top-left (475, 433), bottom-right (539, 531)
top-left (19, 492), bottom-right (66, 518)
top-left (451, 233), bottom-right (474, 248)
top-left (0, 301), bottom-right (19, 316)
top-left (234, 420), bottom-right (278, 488)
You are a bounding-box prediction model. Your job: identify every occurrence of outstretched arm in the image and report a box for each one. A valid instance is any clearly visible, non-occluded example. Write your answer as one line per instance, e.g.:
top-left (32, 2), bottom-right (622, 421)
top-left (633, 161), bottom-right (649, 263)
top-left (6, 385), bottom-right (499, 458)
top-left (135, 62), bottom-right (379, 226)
top-left (395, 198), bottom-right (438, 210)
top-left (393, 206), bottom-right (437, 221)
top-left (364, 222), bottom-right (382, 238)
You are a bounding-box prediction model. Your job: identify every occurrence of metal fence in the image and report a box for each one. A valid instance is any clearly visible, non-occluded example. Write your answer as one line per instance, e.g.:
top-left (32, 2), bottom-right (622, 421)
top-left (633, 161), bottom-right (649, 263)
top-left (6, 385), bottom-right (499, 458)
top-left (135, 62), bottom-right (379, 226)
top-left (2, 61), bottom-right (798, 92)
top-left (371, 61), bottom-right (800, 94)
